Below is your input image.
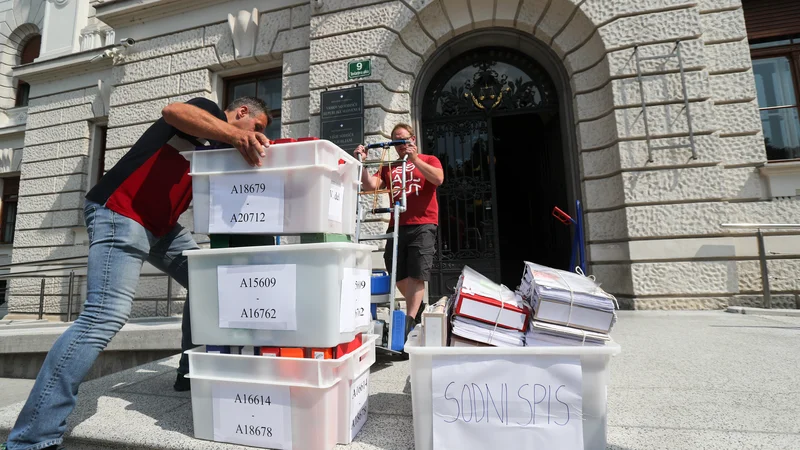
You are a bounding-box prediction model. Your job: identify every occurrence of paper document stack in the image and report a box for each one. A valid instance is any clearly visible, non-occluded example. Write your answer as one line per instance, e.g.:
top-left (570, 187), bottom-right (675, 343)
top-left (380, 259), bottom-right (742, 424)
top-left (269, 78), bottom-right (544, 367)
top-left (449, 265), bottom-right (530, 347)
top-left (520, 261), bottom-right (617, 346)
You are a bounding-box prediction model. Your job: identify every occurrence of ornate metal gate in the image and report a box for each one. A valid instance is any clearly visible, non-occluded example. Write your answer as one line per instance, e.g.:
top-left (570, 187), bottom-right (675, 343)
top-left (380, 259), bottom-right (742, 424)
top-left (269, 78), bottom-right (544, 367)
top-left (421, 47), bottom-right (559, 299)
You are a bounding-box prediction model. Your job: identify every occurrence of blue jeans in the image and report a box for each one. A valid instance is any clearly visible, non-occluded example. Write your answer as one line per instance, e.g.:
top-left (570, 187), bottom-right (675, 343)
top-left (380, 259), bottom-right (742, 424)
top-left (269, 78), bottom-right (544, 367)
top-left (5, 200), bottom-right (199, 450)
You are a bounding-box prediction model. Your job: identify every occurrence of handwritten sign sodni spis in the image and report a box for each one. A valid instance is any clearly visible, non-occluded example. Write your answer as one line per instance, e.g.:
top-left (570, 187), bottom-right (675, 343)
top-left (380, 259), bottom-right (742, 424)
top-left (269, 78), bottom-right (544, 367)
top-left (432, 355), bottom-right (583, 449)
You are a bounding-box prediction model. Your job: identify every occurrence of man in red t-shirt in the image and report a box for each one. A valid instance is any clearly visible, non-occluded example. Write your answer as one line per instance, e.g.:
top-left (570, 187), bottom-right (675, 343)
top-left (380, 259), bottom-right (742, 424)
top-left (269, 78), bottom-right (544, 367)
top-left (354, 123), bottom-right (444, 340)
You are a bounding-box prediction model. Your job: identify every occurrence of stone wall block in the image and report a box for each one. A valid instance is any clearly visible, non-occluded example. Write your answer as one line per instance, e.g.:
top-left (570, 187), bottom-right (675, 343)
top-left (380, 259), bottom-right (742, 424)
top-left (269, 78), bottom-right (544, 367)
top-left (283, 121), bottom-right (310, 139)
top-left (571, 59), bottom-right (612, 94)
top-left (723, 167), bottom-right (766, 200)
top-left (575, 84), bottom-right (615, 122)
top-left (22, 143), bottom-right (60, 163)
top-left (314, 0), bottom-right (385, 15)
top-left (495, 0), bottom-right (521, 27)
top-left (626, 202), bottom-right (726, 238)
top-left (709, 70), bottom-right (757, 103)
top-left (553, 8), bottom-right (596, 56)
top-left (715, 101), bottom-right (761, 136)
top-left (364, 107), bottom-right (411, 135)
top-left (204, 23), bottom-right (236, 67)
top-left (109, 75), bottom-right (180, 107)
top-left (10, 245), bottom-right (88, 264)
top-left (108, 98), bottom-right (170, 128)
top-left (582, 0), bottom-right (696, 26)
top-left (178, 70), bottom-right (211, 94)
top-left (255, 8), bottom-right (292, 58)
top-left (535, 0), bottom-right (577, 47)
top-left (283, 72), bottom-right (310, 99)
top-left (726, 198), bottom-right (800, 225)
top-left (310, 28), bottom-right (419, 72)
top-left (613, 70), bottom-right (710, 108)
top-left (282, 97), bottom-right (310, 123)
top-left (730, 295), bottom-right (796, 309)
top-left (417, 0), bottom-right (453, 45)
top-left (271, 26), bottom-right (311, 56)
top-left (630, 297), bottom-right (729, 310)
top-left (616, 100), bottom-right (717, 141)
top-left (700, 9), bottom-right (746, 44)
top-left (583, 174), bottom-right (624, 210)
top-left (106, 124), bottom-right (151, 150)
top-left (697, 0), bottom-right (741, 13)
top-left (24, 122), bottom-right (90, 146)
top-left (292, 4), bottom-right (311, 28)
top-left (124, 28), bottom-right (204, 63)
top-left (114, 55), bottom-right (171, 85)
top-left (566, 33), bottom-right (606, 75)
top-left (14, 228), bottom-right (76, 247)
top-left (440, 0), bottom-right (472, 34)
top-left (170, 47), bottom-right (220, 74)
top-left (309, 57), bottom-right (413, 92)
top-left (631, 261), bottom-right (734, 295)
top-left (27, 89), bottom-right (91, 114)
top-left (586, 209), bottom-right (628, 241)
top-left (402, 16), bottom-right (435, 57)
top-left (590, 263), bottom-right (634, 295)
top-left (21, 157), bottom-right (86, 180)
top-left (606, 39), bottom-right (705, 80)
top-left (705, 40), bottom-right (751, 74)
top-left (16, 210), bottom-right (83, 230)
top-left (718, 134), bottom-right (767, 165)
top-left (283, 49), bottom-right (310, 74)
top-left (310, 2), bottom-right (413, 38)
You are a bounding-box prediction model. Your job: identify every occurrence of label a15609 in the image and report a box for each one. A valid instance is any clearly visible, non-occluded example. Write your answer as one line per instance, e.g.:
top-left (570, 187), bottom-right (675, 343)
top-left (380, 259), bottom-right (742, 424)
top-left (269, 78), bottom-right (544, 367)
top-left (217, 264), bottom-right (297, 331)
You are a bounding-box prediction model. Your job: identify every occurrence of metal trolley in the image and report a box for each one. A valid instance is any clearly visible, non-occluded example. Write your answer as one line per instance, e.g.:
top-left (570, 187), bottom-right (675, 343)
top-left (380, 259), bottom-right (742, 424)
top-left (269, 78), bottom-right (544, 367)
top-left (355, 140), bottom-right (410, 356)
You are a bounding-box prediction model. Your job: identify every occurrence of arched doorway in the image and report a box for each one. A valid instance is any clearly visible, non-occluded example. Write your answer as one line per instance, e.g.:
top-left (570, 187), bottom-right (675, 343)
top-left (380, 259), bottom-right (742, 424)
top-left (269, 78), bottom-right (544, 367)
top-left (421, 46), bottom-right (575, 298)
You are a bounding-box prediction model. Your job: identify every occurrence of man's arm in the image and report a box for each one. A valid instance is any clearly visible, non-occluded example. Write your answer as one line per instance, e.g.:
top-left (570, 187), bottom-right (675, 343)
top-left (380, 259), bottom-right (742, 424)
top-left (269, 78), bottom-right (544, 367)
top-left (161, 102), bottom-right (267, 167)
top-left (410, 155), bottom-right (444, 186)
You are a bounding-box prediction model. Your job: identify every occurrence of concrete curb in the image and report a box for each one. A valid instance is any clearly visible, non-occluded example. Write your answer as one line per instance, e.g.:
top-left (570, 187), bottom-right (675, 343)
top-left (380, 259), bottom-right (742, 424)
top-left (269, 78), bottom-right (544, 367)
top-left (726, 306), bottom-right (800, 317)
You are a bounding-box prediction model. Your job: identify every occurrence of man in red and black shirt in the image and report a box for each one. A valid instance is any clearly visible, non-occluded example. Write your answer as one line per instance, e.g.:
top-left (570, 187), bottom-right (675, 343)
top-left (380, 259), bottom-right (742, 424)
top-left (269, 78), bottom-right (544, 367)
top-left (3, 96), bottom-right (271, 450)
top-left (355, 123), bottom-right (444, 341)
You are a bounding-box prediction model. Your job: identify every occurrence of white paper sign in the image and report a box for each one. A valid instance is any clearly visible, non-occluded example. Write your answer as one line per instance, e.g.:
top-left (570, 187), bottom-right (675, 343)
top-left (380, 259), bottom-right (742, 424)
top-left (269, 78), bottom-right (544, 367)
top-left (350, 370), bottom-right (370, 440)
top-left (209, 172), bottom-right (284, 233)
top-left (217, 264), bottom-right (297, 330)
top-left (340, 268), bottom-right (371, 332)
top-left (432, 355), bottom-right (583, 449)
top-left (212, 380), bottom-right (292, 449)
top-left (328, 181), bottom-right (344, 223)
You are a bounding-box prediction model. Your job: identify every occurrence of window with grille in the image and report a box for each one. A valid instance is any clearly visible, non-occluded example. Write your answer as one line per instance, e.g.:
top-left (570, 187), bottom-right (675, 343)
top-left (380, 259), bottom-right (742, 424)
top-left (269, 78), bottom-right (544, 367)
top-left (224, 71), bottom-right (282, 140)
top-left (1, 177), bottom-right (19, 244)
top-left (15, 34), bottom-right (41, 108)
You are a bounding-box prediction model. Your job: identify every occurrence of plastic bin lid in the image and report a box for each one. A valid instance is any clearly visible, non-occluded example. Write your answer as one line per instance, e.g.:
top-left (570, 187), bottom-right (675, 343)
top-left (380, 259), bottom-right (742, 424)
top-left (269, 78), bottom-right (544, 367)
top-left (403, 326), bottom-right (622, 356)
top-left (183, 241), bottom-right (378, 257)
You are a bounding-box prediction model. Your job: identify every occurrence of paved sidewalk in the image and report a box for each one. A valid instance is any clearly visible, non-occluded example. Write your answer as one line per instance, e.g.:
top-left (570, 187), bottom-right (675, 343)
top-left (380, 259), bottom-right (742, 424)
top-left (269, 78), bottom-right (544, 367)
top-left (1, 311), bottom-right (798, 449)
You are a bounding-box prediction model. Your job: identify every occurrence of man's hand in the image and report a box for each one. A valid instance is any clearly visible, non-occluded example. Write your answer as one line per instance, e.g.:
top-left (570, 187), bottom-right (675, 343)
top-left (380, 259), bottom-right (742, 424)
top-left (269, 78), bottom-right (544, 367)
top-left (354, 144), bottom-right (367, 161)
top-left (405, 140), bottom-right (419, 162)
top-left (232, 130), bottom-right (270, 167)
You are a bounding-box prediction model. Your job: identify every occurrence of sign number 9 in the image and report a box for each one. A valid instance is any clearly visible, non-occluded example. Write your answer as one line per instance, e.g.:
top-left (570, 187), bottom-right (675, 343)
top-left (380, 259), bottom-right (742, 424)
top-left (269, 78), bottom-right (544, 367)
top-left (356, 62), bottom-right (362, 70)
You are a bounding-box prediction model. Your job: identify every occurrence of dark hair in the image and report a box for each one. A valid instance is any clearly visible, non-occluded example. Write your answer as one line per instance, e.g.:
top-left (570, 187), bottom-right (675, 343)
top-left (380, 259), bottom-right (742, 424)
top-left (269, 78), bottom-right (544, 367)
top-left (226, 96), bottom-right (272, 125)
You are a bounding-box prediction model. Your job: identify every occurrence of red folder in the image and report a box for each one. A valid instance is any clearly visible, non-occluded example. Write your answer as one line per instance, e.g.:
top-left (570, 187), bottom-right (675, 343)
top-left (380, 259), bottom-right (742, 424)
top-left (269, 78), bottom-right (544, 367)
top-left (454, 290), bottom-right (530, 332)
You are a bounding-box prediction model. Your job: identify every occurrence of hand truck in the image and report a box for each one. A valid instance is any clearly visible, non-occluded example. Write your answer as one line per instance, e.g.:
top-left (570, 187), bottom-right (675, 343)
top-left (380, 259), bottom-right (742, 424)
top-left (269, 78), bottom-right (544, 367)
top-left (355, 140), bottom-right (409, 356)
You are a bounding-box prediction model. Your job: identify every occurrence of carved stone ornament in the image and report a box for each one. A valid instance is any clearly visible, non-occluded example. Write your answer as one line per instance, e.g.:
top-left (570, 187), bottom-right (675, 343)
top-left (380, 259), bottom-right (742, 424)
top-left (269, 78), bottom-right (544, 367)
top-left (49, 0), bottom-right (70, 7)
top-left (228, 8), bottom-right (259, 59)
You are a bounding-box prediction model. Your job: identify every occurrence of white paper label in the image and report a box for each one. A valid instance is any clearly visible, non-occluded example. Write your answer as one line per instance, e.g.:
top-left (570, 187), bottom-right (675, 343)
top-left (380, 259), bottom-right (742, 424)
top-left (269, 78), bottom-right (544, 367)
top-left (209, 172), bottom-right (284, 233)
top-left (350, 370), bottom-right (369, 440)
top-left (212, 380), bottom-right (292, 449)
top-left (432, 355), bottom-right (583, 449)
top-left (217, 265), bottom-right (297, 330)
top-left (328, 181), bottom-right (344, 223)
top-left (340, 268), bottom-right (371, 332)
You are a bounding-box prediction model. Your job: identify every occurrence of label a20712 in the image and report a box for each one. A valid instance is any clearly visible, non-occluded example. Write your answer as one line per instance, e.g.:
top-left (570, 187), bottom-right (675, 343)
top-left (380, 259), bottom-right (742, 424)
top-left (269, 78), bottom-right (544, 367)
top-left (230, 212), bottom-right (267, 224)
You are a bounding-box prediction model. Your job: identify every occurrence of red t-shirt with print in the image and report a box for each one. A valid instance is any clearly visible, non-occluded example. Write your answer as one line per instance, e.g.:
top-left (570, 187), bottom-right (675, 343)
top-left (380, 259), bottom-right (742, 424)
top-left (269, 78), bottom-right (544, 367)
top-left (376, 154), bottom-right (442, 226)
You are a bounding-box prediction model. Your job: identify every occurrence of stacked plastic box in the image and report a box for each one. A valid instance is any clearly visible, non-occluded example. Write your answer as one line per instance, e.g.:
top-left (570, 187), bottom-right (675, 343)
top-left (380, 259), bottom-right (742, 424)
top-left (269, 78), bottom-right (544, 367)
top-left (180, 139), bottom-right (376, 450)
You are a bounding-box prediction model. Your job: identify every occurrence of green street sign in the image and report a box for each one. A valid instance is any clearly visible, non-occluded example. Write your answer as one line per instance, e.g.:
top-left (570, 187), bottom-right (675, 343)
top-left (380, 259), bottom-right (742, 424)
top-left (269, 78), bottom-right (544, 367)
top-left (348, 59), bottom-right (371, 79)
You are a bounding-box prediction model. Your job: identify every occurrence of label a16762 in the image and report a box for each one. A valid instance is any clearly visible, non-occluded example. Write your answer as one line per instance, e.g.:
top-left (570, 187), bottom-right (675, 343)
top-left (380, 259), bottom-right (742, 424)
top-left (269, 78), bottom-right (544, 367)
top-left (217, 264), bottom-right (297, 331)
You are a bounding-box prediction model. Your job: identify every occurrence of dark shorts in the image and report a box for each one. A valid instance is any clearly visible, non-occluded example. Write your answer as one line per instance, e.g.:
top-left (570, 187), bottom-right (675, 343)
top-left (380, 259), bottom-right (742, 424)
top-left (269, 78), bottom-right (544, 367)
top-left (384, 224), bottom-right (437, 282)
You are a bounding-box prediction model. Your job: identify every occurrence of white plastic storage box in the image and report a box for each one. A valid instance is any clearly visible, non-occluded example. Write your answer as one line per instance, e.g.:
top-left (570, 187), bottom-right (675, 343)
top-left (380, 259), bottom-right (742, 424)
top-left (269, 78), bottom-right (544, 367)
top-left (182, 139), bottom-right (361, 235)
top-left (186, 334), bottom-right (377, 450)
top-left (404, 329), bottom-right (621, 450)
top-left (335, 337), bottom-right (375, 444)
top-left (184, 242), bottom-right (375, 347)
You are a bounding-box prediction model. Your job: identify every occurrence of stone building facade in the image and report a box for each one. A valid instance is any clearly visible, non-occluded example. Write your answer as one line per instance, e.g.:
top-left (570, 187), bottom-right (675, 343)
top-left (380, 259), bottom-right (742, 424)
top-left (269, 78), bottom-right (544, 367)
top-left (0, 0), bottom-right (798, 320)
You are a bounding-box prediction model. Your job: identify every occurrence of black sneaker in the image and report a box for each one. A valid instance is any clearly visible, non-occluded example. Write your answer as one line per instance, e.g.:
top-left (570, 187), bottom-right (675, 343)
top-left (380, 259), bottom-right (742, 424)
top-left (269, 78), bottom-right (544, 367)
top-left (173, 372), bottom-right (191, 392)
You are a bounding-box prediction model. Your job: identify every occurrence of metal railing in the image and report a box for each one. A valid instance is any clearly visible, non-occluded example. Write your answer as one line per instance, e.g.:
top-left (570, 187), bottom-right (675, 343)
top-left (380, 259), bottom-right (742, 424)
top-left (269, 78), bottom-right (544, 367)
top-left (720, 223), bottom-right (800, 309)
top-left (0, 254), bottom-right (185, 321)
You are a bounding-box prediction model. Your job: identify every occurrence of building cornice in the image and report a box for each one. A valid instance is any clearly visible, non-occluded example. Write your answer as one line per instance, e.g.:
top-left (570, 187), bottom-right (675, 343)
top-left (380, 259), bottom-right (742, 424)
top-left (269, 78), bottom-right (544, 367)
top-left (12, 47), bottom-right (114, 84)
top-left (92, 0), bottom-right (226, 29)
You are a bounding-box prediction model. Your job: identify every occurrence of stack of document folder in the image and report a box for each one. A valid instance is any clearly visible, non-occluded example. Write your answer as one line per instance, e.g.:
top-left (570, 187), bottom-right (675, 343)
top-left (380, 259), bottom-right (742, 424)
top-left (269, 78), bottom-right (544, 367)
top-left (448, 265), bottom-right (530, 347)
top-left (520, 261), bottom-right (617, 346)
